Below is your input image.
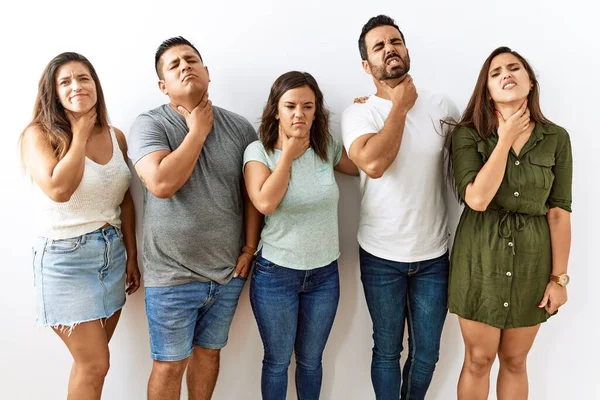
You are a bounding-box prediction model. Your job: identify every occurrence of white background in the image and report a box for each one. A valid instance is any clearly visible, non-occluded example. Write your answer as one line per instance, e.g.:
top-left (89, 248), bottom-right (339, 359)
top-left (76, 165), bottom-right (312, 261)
top-left (1, 1), bottom-right (598, 399)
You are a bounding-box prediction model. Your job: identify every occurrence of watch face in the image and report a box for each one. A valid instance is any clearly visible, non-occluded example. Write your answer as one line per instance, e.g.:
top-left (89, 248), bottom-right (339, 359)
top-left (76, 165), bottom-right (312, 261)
top-left (560, 275), bottom-right (570, 286)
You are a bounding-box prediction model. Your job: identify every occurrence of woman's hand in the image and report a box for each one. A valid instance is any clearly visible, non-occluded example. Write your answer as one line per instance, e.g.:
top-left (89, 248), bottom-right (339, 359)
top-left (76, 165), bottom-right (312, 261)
top-left (496, 99), bottom-right (530, 145)
top-left (538, 281), bottom-right (567, 314)
top-left (66, 108), bottom-right (97, 140)
top-left (280, 125), bottom-right (309, 161)
top-left (126, 258), bottom-right (141, 295)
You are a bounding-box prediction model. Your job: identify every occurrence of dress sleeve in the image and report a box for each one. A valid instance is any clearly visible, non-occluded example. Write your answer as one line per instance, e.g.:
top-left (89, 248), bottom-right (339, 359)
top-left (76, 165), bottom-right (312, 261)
top-left (452, 126), bottom-right (484, 201)
top-left (547, 128), bottom-right (573, 212)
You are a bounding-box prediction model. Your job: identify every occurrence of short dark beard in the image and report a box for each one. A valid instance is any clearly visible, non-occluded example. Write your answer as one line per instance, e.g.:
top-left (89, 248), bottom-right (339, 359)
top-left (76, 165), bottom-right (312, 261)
top-left (369, 53), bottom-right (411, 80)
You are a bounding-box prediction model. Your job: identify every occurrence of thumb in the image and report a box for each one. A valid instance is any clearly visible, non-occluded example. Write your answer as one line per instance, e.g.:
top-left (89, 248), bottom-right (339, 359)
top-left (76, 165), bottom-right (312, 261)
top-left (177, 106), bottom-right (190, 116)
top-left (495, 110), bottom-right (505, 125)
top-left (538, 291), bottom-right (550, 308)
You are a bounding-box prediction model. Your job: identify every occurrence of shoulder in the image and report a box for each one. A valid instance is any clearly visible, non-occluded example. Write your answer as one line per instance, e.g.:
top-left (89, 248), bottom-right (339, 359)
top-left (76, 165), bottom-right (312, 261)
top-left (111, 126), bottom-right (128, 152)
top-left (244, 139), bottom-right (265, 153)
top-left (452, 125), bottom-right (480, 143)
top-left (133, 105), bottom-right (170, 125)
top-left (22, 124), bottom-right (45, 144)
top-left (214, 106), bottom-right (251, 127)
top-left (543, 123), bottom-right (569, 138)
top-left (420, 90), bottom-right (457, 116)
top-left (342, 102), bottom-right (372, 119)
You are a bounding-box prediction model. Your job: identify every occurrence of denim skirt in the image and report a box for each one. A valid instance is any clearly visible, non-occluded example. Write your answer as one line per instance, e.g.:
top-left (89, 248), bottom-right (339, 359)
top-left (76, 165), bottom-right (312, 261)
top-left (32, 225), bottom-right (127, 331)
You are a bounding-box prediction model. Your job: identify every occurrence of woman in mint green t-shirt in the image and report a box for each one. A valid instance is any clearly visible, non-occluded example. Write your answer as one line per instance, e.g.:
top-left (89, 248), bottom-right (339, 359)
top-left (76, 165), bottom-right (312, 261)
top-left (243, 71), bottom-right (357, 400)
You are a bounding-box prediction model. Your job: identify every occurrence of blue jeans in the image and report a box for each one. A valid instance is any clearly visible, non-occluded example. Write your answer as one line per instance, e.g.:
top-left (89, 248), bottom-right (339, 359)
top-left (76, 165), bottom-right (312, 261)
top-left (145, 277), bottom-right (246, 361)
top-left (360, 247), bottom-right (449, 400)
top-left (250, 253), bottom-right (340, 400)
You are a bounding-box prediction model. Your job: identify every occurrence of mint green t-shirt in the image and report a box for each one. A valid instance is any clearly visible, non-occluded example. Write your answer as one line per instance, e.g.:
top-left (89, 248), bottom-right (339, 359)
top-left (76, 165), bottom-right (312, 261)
top-left (243, 137), bottom-right (343, 270)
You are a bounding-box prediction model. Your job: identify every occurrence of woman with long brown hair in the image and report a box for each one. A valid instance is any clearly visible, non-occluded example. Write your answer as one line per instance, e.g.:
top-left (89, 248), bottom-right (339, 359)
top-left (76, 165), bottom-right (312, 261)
top-left (243, 71), bottom-right (357, 399)
top-left (447, 47), bottom-right (572, 399)
top-left (20, 52), bottom-right (140, 399)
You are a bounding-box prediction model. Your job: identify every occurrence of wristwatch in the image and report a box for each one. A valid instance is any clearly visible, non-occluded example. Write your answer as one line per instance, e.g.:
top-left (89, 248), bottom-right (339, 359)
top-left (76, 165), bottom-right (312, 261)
top-left (550, 274), bottom-right (570, 287)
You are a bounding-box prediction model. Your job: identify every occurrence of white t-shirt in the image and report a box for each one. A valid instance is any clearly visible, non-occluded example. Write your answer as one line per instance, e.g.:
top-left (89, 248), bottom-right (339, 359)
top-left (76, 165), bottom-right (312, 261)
top-left (341, 90), bottom-right (459, 262)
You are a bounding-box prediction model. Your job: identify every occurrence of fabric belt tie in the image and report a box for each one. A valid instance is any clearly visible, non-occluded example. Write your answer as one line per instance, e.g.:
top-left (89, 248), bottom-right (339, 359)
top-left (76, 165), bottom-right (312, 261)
top-left (498, 211), bottom-right (525, 256)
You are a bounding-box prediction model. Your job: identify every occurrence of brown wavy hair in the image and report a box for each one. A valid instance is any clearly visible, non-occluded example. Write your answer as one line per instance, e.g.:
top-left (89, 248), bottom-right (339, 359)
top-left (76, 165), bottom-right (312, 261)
top-left (259, 71), bottom-right (331, 162)
top-left (20, 52), bottom-right (109, 165)
top-left (444, 46), bottom-right (552, 191)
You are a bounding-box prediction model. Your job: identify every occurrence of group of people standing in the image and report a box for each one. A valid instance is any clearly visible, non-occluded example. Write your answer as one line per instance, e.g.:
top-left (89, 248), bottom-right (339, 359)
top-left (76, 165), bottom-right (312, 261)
top-left (21, 13), bottom-right (572, 400)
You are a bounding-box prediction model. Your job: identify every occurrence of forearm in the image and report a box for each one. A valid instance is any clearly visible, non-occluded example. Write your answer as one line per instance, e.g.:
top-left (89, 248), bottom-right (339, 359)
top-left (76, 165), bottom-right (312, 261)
top-left (243, 191), bottom-right (263, 250)
top-left (359, 106), bottom-right (407, 173)
top-left (153, 129), bottom-right (206, 195)
top-left (47, 137), bottom-right (87, 199)
top-left (252, 156), bottom-right (293, 214)
top-left (464, 139), bottom-right (511, 210)
top-left (119, 190), bottom-right (138, 261)
top-left (548, 211), bottom-right (571, 275)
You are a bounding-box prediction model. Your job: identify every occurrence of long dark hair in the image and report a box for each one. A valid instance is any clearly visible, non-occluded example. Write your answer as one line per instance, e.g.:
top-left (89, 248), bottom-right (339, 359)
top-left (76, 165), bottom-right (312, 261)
top-left (259, 71), bottom-right (331, 162)
top-left (20, 52), bottom-right (109, 164)
top-left (444, 46), bottom-right (552, 189)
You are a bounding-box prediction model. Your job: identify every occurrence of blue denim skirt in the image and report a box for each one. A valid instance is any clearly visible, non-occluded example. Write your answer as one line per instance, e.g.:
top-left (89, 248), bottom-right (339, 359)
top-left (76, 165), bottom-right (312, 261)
top-left (32, 225), bottom-right (127, 331)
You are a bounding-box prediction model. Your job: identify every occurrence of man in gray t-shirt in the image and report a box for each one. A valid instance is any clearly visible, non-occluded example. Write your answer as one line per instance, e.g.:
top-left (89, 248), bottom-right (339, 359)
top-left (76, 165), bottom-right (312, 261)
top-left (128, 36), bottom-right (261, 400)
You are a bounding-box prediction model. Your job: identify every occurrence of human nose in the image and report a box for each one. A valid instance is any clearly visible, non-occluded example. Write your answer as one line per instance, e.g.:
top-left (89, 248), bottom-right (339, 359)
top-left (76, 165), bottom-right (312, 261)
top-left (180, 60), bottom-right (191, 72)
top-left (70, 80), bottom-right (82, 92)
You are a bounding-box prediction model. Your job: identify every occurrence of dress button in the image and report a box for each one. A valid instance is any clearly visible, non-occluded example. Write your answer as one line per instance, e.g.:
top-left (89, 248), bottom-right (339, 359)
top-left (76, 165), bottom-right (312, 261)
top-left (515, 160), bottom-right (520, 166)
top-left (508, 242), bottom-right (514, 247)
top-left (503, 302), bottom-right (509, 308)
top-left (514, 191), bottom-right (520, 197)
top-left (506, 271), bottom-right (512, 277)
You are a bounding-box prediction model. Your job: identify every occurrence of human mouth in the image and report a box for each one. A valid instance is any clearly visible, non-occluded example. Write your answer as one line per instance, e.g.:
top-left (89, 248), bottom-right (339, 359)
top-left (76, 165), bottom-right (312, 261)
top-left (385, 56), bottom-right (401, 66)
top-left (182, 74), bottom-right (198, 82)
top-left (502, 80), bottom-right (517, 90)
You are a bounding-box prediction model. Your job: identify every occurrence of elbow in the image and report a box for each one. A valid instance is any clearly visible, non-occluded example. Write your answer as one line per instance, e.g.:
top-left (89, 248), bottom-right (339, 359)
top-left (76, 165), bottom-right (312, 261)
top-left (465, 196), bottom-right (489, 212)
top-left (48, 187), bottom-right (74, 203)
top-left (363, 162), bottom-right (385, 179)
top-left (255, 201), bottom-right (276, 215)
top-left (148, 182), bottom-right (176, 199)
top-left (250, 196), bottom-right (277, 215)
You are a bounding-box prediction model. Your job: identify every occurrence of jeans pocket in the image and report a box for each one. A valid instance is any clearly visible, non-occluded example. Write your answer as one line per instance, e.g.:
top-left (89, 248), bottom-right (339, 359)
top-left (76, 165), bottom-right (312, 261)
top-left (45, 237), bottom-right (82, 254)
top-left (255, 256), bottom-right (277, 271)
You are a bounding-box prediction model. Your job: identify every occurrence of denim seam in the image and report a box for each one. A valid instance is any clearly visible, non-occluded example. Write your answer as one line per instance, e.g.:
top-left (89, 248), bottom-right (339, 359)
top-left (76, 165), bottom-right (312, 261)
top-left (406, 294), bottom-right (416, 399)
top-left (100, 229), bottom-right (110, 316)
top-left (40, 239), bottom-right (49, 325)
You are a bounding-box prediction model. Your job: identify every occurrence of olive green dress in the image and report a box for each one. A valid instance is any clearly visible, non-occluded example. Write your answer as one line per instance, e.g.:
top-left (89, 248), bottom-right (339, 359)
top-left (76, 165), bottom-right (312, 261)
top-left (449, 123), bottom-right (572, 329)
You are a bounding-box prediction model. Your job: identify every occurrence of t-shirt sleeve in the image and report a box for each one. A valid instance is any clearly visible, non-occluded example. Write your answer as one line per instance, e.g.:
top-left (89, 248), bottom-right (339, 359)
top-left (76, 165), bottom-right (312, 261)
top-left (240, 118), bottom-right (259, 148)
top-left (452, 126), bottom-right (484, 201)
top-left (547, 128), bottom-right (573, 212)
top-left (127, 114), bottom-right (171, 165)
top-left (329, 137), bottom-right (343, 166)
top-left (442, 95), bottom-right (461, 121)
top-left (340, 104), bottom-right (378, 154)
top-left (243, 140), bottom-right (270, 174)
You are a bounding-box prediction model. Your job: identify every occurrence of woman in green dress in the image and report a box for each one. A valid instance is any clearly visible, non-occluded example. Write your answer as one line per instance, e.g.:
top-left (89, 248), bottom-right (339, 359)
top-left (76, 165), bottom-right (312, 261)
top-left (447, 46), bottom-right (572, 400)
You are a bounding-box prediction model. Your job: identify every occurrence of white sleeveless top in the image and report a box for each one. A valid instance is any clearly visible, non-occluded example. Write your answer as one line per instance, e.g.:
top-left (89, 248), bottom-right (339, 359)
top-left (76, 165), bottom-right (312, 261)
top-left (34, 127), bottom-right (132, 240)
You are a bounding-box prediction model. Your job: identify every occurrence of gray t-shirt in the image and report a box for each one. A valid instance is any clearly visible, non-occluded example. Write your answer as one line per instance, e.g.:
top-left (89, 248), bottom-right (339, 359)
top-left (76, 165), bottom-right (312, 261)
top-left (243, 137), bottom-right (342, 270)
top-left (128, 104), bottom-right (257, 287)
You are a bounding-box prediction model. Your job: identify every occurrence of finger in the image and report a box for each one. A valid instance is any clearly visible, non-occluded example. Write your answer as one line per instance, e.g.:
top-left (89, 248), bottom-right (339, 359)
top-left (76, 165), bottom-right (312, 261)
top-left (233, 259), bottom-right (243, 278)
top-left (517, 98), bottom-right (528, 116)
top-left (130, 278), bottom-right (140, 294)
top-left (177, 106), bottom-right (190, 116)
top-left (495, 110), bottom-right (505, 124)
top-left (538, 291), bottom-right (550, 308)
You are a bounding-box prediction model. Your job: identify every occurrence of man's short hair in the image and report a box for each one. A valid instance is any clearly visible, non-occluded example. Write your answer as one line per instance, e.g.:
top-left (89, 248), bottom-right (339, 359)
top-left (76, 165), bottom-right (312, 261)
top-left (358, 15), bottom-right (405, 61)
top-left (155, 36), bottom-right (203, 78)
